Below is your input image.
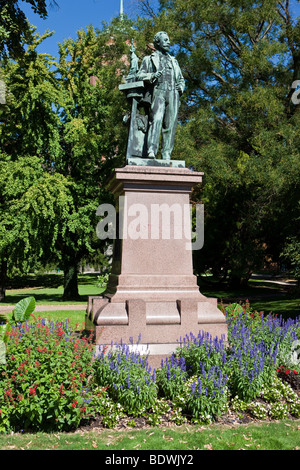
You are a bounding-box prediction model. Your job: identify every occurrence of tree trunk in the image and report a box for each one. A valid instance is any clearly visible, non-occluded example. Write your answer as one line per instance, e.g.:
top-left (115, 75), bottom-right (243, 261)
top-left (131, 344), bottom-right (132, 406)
top-left (228, 271), bottom-right (250, 289)
top-left (62, 255), bottom-right (80, 300)
top-left (0, 260), bottom-right (7, 302)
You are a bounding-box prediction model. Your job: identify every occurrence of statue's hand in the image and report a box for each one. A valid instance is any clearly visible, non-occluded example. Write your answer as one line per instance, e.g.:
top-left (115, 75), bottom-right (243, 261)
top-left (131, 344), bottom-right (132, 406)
top-left (152, 70), bottom-right (163, 81)
top-left (176, 83), bottom-right (183, 95)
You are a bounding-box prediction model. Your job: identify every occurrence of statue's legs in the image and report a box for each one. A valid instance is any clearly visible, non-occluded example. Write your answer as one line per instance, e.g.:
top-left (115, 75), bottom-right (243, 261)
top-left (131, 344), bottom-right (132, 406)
top-left (161, 90), bottom-right (179, 160)
top-left (147, 91), bottom-right (165, 158)
top-left (147, 90), bottom-right (179, 159)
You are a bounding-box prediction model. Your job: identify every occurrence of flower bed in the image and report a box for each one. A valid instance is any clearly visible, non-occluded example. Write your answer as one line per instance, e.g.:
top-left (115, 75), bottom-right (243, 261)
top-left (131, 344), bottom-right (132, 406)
top-left (0, 302), bottom-right (300, 432)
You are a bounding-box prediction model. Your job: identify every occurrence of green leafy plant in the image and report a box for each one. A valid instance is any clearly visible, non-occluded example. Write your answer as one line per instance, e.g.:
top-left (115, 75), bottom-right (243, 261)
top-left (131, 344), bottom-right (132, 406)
top-left (185, 372), bottom-right (229, 424)
top-left (0, 296), bottom-right (36, 365)
top-left (97, 273), bottom-right (109, 289)
top-left (0, 318), bottom-right (96, 432)
top-left (156, 354), bottom-right (187, 400)
top-left (230, 376), bottom-right (300, 420)
top-left (11, 296), bottom-right (36, 323)
top-left (176, 331), bottom-right (228, 377)
top-left (94, 342), bottom-right (158, 416)
top-left (224, 300), bottom-right (264, 327)
top-left (146, 398), bottom-right (172, 426)
top-left (1, 302), bottom-right (300, 432)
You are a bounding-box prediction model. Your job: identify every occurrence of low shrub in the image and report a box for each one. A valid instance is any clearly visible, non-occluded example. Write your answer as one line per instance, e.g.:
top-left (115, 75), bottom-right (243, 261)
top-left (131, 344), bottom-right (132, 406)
top-left (93, 342), bottom-right (157, 416)
top-left (156, 354), bottom-right (187, 400)
top-left (230, 376), bottom-right (300, 420)
top-left (226, 309), bottom-right (300, 401)
top-left (176, 331), bottom-right (228, 376)
top-left (0, 319), bottom-right (96, 432)
top-left (185, 368), bottom-right (229, 424)
top-left (156, 333), bottom-right (229, 423)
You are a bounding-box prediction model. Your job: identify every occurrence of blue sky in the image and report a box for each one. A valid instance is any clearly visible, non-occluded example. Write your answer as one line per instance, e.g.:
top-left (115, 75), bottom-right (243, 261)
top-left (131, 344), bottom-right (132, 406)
top-left (22, 0), bottom-right (300, 59)
top-left (21, 0), bottom-right (141, 57)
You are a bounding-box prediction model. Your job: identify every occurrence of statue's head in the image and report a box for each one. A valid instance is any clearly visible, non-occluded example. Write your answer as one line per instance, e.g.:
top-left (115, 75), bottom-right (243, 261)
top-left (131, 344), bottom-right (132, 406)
top-left (153, 31), bottom-right (170, 53)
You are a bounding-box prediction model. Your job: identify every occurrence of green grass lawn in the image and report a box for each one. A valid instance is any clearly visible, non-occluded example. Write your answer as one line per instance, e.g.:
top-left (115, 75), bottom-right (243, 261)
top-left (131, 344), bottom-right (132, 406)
top-left (199, 277), bottom-right (300, 320)
top-left (0, 274), bottom-right (102, 325)
top-left (35, 310), bottom-right (87, 327)
top-left (0, 419), bottom-right (299, 450)
top-left (2, 273), bottom-right (103, 305)
top-left (1, 273), bottom-right (299, 321)
top-left (250, 297), bottom-right (300, 319)
top-left (0, 309), bottom-right (87, 331)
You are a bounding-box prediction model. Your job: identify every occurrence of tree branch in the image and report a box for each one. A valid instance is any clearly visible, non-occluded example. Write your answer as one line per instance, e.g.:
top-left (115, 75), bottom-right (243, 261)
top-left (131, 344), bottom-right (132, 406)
top-left (216, 43), bottom-right (240, 69)
top-left (260, 21), bottom-right (274, 41)
top-left (135, 0), bottom-right (157, 18)
top-left (212, 70), bottom-right (228, 85)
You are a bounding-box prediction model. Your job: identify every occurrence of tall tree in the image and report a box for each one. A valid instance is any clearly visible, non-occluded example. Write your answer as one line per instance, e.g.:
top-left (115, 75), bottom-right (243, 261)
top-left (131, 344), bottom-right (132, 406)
top-left (53, 19), bottom-right (134, 299)
top-left (0, 27), bottom-right (61, 160)
top-left (0, 0), bottom-right (58, 59)
top-left (0, 28), bottom-right (72, 301)
top-left (138, 0), bottom-right (300, 285)
top-left (0, 18), bottom-right (141, 300)
top-left (0, 154), bottom-right (73, 301)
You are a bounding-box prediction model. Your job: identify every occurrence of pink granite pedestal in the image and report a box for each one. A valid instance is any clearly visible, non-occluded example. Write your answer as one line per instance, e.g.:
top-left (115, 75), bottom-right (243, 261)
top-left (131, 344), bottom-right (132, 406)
top-left (86, 165), bottom-right (227, 368)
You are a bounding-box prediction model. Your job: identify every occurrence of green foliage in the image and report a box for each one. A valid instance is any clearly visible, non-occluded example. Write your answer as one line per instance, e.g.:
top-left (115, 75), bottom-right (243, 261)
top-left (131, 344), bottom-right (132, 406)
top-left (0, 303), bottom-right (300, 431)
top-left (1, 28), bottom-right (62, 159)
top-left (0, 0), bottom-right (52, 59)
top-left (186, 376), bottom-right (229, 424)
top-left (145, 0), bottom-right (300, 284)
top-left (52, 22), bottom-right (137, 297)
top-left (97, 273), bottom-right (110, 289)
top-left (231, 375), bottom-right (300, 420)
top-left (11, 296), bottom-right (36, 323)
top-left (0, 318), bottom-right (97, 432)
top-left (1, 3), bottom-right (299, 295)
top-left (0, 296), bottom-right (36, 365)
top-left (94, 343), bottom-right (158, 416)
top-left (155, 303), bottom-right (300, 421)
top-left (156, 357), bottom-right (187, 400)
top-left (146, 398), bottom-right (173, 426)
top-left (221, 299), bottom-right (264, 327)
top-left (0, 21), bottom-right (135, 299)
top-left (0, 154), bottom-right (74, 280)
top-left (281, 235), bottom-right (300, 284)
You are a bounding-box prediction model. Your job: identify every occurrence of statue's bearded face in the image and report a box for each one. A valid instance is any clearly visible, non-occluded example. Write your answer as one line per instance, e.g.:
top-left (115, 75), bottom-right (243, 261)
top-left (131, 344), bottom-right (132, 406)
top-left (157, 33), bottom-right (170, 52)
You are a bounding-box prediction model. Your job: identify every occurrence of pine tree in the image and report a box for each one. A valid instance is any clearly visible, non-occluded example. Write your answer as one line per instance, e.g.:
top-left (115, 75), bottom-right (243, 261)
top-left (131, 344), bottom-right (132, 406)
top-left (142, 0), bottom-right (300, 285)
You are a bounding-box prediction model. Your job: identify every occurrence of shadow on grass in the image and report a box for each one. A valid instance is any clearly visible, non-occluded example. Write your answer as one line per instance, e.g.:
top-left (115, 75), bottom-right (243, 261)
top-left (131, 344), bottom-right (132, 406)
top-left (199, 280), bottom-right (286, 301)
top-left (198, 276), bottom-right (300, 321)
top-left (6, 273), bottom-right (64, 290)
top-left (77, 273), bottom-right (100, 285)
top-left (251, 298), bottom-right (300, 321)
top-left (3, 293), bottom-right (90, 305)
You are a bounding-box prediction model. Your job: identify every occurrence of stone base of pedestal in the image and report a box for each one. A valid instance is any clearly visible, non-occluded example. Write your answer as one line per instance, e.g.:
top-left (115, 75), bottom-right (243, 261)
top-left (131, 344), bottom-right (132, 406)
top-left (127, 156), bottom-right (186, 168)
top-left (86, 165), bottom-right (227, 368)
top-left (86, 296), bottom-right (227, 368)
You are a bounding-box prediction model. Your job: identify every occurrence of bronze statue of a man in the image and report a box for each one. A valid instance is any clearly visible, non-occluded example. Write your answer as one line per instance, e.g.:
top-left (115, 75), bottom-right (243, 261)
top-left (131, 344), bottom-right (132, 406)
top-left (137, 31), bottom-right (185, 161)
